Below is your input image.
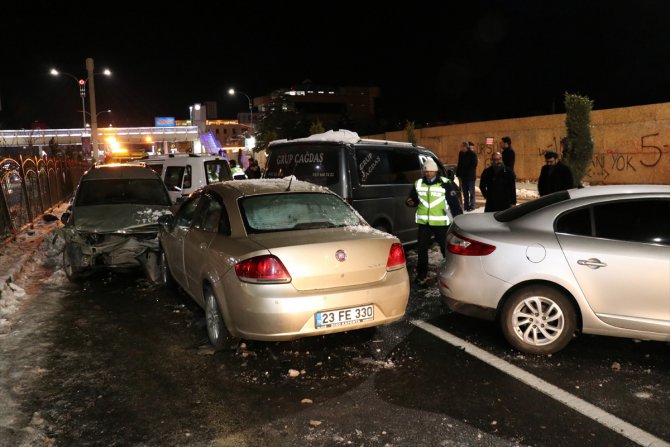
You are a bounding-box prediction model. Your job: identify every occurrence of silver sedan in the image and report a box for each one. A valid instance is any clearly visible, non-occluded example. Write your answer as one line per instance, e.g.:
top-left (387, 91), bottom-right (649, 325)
top-left (439, 185), bottom-right (670, 354)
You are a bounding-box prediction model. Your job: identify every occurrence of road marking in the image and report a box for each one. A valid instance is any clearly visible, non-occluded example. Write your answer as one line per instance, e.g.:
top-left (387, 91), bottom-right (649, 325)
top-left (412, 319), bottom-right (670, 447)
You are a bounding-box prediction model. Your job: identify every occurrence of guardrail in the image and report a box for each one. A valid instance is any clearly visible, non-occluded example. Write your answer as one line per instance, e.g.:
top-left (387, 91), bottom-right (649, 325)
top-left (0, 155), bottom-right (89, 240)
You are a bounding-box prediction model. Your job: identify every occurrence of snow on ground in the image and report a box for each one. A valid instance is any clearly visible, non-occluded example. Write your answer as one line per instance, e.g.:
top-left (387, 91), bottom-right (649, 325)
top-left (0, 202), bottom-right (69, 334)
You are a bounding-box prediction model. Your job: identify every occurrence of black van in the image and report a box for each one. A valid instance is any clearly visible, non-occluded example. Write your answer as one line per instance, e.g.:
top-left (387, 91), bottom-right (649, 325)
top-left (263, 130), bottom-right (456, 245)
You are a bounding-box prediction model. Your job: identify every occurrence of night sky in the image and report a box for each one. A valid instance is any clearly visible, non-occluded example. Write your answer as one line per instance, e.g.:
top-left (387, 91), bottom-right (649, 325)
top-left (2, 1), bottom-right (670, 131)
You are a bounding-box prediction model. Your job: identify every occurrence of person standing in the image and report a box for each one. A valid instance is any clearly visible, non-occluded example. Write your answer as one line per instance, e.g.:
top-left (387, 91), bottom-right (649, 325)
top-left (501, 136), bottom-right (516, 172)
top-left (406, 158), bottom-right (463, 285)
top-left (479, 152), bottom-right (517, 212)
top-left (456, 141), bottom-right (478, 211)
top-left (538, 151), bottom-right (574, 196)
top-left (245, 159), bottom-right (262, 179)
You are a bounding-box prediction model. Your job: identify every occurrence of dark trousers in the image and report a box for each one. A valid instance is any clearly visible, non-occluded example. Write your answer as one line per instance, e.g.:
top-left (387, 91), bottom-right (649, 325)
top-left (416, 224), bottom-right (448, 277)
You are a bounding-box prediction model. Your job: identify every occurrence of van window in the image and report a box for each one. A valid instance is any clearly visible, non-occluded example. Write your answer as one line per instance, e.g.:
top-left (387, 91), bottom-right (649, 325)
top-left (356, 149), bottom-right (421, 185)
top-left (183, 165), bottom-right (192, 188)
top-left (204, 160), bottom-right (232, 183)
top-left (264, 146), bottom-right (340, 187)
top-left (165, 166), bottom-right (185, 191)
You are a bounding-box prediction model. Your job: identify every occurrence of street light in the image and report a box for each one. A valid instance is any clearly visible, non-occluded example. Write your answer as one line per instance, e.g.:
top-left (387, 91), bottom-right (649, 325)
top-left (79, 109), bottom-right (112, 126)
top-left (50, 68), bottom-right (87, 129)
top-left (228, 88), bottom-right (253, 131)
top-left (50, 62), bottom-right (111, 162)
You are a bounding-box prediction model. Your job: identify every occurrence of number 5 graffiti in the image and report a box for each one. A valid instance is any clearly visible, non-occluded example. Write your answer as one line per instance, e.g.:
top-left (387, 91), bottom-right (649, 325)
top-left (640, 133), bottom-right (662, 167)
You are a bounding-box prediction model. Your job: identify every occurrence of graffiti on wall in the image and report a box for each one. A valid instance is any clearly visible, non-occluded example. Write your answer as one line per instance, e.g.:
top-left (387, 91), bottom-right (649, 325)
top-left (587, 133), bottom-right (666, 181)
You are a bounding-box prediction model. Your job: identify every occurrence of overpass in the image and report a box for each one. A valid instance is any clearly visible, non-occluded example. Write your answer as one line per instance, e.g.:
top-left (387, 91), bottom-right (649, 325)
top-left (0, 126), bottom-right (200, 148)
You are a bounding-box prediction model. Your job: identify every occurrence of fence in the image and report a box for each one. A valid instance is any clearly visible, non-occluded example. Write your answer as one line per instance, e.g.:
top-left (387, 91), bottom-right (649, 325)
top-left (0, 155), bottom-right (89, 240)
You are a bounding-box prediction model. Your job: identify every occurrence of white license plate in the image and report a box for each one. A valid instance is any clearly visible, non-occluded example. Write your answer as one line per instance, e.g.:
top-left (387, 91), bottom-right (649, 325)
top-left (315, 304), bottom-right (374, 328)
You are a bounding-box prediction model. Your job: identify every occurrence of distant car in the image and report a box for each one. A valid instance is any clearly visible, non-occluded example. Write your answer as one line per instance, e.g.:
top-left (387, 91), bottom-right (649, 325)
top-left (59, 164), bottom-right (173, 282)
top-left (438, 185), bottom-right (670, 354)
top-left (158, 178), bottom-right (410, 348)
top-left (140, 153), bottom-right (233, 203)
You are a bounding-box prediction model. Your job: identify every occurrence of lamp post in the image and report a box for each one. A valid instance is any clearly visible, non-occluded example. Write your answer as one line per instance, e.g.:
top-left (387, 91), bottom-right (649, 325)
top-left (50, 68), bottom-right (87, 130)
top-left (50, 61), bottom-right (111, 163)
top-left (228, 88), bottom-right (253, 131)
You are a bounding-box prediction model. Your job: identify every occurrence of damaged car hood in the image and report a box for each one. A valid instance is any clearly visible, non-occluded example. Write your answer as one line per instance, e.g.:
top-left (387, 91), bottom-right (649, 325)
top-left (70, 204), bottom-right (172, 233)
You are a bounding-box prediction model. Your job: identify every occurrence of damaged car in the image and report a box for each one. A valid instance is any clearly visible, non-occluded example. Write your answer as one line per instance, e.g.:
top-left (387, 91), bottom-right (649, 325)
top-left (59, 163), bottom-right (173, 282)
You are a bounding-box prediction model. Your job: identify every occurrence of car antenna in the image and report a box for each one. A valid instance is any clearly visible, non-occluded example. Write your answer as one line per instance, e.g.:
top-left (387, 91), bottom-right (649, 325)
top-left (286, 175), bottom-right (293, 191)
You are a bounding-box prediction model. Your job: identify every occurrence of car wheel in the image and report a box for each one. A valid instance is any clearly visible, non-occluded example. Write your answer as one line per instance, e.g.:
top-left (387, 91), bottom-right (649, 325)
top-left (500, 286), bottom-right (576, 355)
top-left (158, 249), bottom-right (175, 287)
top-left (204, 286), bottom-right (234, 349)
top-left (62, 244), bottom-right (84, 282)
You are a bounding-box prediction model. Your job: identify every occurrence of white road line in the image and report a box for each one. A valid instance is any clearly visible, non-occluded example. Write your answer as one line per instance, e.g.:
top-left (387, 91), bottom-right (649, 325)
top-left (412, 319), bottom-right (670, 447)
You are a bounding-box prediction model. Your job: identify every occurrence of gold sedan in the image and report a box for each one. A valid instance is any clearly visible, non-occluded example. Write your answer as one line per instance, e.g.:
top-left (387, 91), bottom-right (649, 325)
top-left (158, 178), bottom-right (410, 348)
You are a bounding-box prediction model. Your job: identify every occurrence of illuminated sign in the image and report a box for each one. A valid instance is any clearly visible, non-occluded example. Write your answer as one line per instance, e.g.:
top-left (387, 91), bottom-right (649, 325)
top-left (155, 117), bottom-right (175, 127)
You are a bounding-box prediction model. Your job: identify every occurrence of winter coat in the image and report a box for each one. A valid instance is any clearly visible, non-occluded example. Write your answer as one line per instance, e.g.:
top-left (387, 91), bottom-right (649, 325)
top-left (538, 161), bottom-right (574, 196)
top-left (407, 176), bottom-right (463, 224)
top-left (456, 150), bottom-right (478, 181)
top-left (479, 165), bottom-right (516, 212)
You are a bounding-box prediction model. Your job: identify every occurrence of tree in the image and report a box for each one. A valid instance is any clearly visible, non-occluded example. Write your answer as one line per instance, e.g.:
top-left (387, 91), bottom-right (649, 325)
top-left (563, 93), bottom-right (594, 186)
top-left (254, 96), bottom-right (310, 152)
top-left (405, 121), bottom-right (417, 146)
top-left (310, 120), bottom-right (325, 135)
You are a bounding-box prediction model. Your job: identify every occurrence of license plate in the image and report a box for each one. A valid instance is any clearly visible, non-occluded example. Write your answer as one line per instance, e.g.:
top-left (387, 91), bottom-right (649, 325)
top-left (315, 304), bottom-right (374, 329)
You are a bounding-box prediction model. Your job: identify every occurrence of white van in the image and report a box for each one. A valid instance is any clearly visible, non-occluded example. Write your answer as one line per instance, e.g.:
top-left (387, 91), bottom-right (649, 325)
top-left (141, 154), bottom-right (233, 203)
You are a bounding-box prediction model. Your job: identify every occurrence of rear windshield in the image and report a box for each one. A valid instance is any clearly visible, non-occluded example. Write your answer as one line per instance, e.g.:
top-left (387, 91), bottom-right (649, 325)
top-left (240, 192), bottom-right (363, 233)
top-left (264, 145), bottom-right (340, 187)
top-left (76, 179), bottom-right (171, 206)
top-left (495, 190), bottom-right (570, 222)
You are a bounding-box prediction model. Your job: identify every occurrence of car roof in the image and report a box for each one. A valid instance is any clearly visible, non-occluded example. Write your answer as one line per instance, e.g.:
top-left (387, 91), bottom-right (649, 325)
top-left (567, 184), bottom-right (670, 198)
top-left (140, 153), bottom-right (225, 163)
top-left (268, 129), bottom-right (426, 150)
top-left (205, 178), bottom-right (333, 197)
top-left (84, 163), bottom-right (161, 180)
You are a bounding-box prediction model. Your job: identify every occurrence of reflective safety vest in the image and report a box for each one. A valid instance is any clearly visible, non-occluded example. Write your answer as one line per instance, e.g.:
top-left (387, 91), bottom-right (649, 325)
top-left (415, 177), bottom-right (451, 226)
top-left (231, 166), bottom-right (246, 178)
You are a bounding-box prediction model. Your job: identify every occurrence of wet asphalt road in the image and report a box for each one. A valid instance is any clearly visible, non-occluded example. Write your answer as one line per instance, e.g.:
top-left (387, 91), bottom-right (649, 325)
top-left (0, 248), bottom-right (668, 447)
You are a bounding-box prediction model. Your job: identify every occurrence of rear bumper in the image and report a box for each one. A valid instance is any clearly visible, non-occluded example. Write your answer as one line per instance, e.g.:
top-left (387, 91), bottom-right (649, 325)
top-left (442, 296), bottom-right (496, 321)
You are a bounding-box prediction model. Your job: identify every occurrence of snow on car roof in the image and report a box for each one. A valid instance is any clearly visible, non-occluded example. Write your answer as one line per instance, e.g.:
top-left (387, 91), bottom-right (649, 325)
top-left (268, 129), bottom-right (425, 149)
top-left (209, 177), bottom-right (332, 196)
top-left (84, 164), bottom-right (162, 180)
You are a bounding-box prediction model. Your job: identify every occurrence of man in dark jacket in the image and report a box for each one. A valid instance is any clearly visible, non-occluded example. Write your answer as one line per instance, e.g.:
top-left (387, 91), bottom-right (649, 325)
top-left (538, 151), bottom-right (574, 196)
top-left (456, 141), bottom-right (478, 211)
top-left (501, 136), bottom-right (516, 172)
top-left (406, 158), bottom-right (463, 285)
top-left (479, 152), bottom-right (516, 212)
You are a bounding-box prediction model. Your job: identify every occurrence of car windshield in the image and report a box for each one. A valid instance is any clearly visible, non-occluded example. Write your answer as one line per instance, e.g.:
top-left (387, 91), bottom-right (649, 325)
top-left (495, 190), bottom-right (570, 222)
top-left (240, 192), bottom-right (364, 233)
top-left (76, 179), bottom-right (171, 206)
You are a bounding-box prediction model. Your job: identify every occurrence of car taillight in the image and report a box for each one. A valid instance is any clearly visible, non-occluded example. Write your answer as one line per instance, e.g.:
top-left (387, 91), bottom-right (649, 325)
top-left (386, 243), bottom-right (406, 270)
top-left (235, 255), bottom-right (292, 283)
top-left (447, 232), bottom-right (496, 256)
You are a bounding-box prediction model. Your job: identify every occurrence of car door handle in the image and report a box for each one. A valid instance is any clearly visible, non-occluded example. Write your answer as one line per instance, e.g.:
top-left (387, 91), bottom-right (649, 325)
top-left (199, 243), bottom-right (207, 250)
top-left (577, 258), bottom-right (607, 269)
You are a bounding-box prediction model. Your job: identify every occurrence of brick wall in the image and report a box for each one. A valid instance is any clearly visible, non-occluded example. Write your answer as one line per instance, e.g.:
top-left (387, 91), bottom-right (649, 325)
top-left (367, 102), bottom-right (670, 185)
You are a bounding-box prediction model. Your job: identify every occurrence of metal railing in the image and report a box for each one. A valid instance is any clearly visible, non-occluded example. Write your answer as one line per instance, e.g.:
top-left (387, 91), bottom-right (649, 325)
top-left (0, 155), bottom-right (89, 239)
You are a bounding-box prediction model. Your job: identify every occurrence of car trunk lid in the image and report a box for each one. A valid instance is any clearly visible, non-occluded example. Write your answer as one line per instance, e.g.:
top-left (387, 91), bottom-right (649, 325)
top-left (248, 227), bottom-right (397, 291)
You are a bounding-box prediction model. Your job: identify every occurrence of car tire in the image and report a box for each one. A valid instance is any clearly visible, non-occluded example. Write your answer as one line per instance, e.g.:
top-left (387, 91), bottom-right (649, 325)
top-left (500, 285), bottom-right (576, 355)
top-left (204, 286), bottom-right (235, 349)
top-left (158, 249), bottom-right (175, 288)
top-left (62, 244), bottom-right (85, 282)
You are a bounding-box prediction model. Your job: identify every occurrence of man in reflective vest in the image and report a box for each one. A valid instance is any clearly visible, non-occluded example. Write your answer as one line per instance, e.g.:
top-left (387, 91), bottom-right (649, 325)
top-left (406, 158), bottom-right (463, 285)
